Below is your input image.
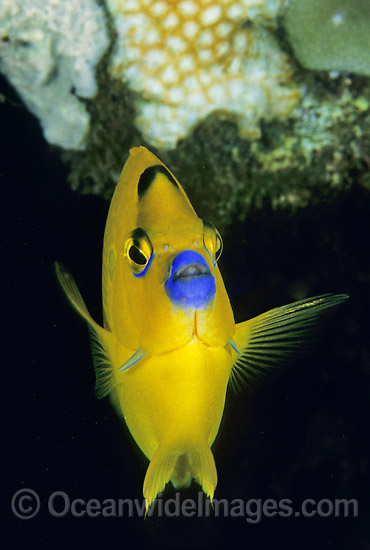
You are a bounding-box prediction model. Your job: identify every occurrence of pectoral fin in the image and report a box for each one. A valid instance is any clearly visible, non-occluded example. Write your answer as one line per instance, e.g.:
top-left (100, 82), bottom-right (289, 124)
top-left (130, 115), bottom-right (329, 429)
top-left (118, 348), bottom-right (147, 372)
top-left (55, 261), bottom-right (116, 399)
top-left (230, 293), bottom-right (349, 393)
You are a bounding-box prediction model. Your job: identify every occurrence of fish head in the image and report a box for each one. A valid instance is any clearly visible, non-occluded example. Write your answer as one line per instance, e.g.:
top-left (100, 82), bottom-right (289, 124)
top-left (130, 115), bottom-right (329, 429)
top-left (103, 147), bottom-right (235, 354)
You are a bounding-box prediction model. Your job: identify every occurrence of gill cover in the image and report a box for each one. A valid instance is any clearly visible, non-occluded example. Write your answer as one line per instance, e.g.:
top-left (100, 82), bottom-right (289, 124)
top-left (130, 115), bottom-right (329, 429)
top-left (102, 147), bottom-right (235, 355)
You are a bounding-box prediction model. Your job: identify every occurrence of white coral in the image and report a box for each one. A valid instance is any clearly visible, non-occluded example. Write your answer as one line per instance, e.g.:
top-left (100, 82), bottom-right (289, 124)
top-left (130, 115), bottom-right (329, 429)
top-left (0, 0), bottom-right (109, 149)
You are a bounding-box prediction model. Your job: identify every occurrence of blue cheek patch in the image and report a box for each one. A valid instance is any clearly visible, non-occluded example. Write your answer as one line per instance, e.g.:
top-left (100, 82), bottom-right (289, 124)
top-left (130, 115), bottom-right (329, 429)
top-left (133, 252), bottom-right (154, 278)
top-left (164, 250), bottom-right (216, 309)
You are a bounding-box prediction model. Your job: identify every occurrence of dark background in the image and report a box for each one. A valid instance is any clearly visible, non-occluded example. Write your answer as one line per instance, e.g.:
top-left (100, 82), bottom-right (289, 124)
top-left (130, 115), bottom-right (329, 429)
top-left (2, 74), bottom-right (370, 549)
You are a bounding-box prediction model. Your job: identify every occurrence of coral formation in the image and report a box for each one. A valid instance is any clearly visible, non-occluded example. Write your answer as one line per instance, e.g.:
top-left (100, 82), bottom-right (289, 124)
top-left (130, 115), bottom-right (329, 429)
top-left (0, 0), bottom-right (109, 149)
top-left (283, 0), bottom-right (370, 76)
top-left (166, 79), bottom-right (370, 226)
top-left (106, 0), bottom-right (300, 149)
top-left (2, 0), bottom-right (369, 229)
top-left (66, 72), bottom-right (370, 229)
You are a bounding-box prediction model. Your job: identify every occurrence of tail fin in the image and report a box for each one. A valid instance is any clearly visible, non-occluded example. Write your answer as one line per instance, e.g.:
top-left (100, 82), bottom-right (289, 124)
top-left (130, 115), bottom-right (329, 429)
top-left (171, 454), bottom-right (192, 489)
top-left (143, 446), bottom-right (178, 510)
top-left (187, 446), bottom-right (217, 501)
top-left (143, 444), bottom-right (217, 510)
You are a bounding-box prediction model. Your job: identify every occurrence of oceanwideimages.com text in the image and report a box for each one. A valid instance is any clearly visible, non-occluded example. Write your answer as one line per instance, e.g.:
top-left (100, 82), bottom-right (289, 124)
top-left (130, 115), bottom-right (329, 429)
top-left (11, 489), bottom-right (359, 523)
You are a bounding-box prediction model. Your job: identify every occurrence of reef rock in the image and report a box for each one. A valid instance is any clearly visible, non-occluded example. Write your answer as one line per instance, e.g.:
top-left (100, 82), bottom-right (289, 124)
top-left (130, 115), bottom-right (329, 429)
top-left (283, 0), bottom-right (370, 77)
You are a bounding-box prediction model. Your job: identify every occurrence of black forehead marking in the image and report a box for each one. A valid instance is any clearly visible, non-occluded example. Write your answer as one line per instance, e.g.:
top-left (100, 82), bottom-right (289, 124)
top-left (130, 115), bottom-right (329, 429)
top-left (130, 227), bottom-right (148, 243)
top-left (138, 165), bottom-right (178, 197)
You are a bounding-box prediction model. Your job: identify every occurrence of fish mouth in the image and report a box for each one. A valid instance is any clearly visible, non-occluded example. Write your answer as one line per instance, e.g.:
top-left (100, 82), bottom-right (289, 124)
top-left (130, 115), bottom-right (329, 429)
top-left (164, 250), bottom-right (216, 309)
top-left (172, 262), bottom-right (211, 282)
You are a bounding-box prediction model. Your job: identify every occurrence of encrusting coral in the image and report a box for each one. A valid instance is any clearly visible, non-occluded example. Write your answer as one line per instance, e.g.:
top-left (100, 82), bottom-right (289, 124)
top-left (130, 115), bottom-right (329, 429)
top-left (106, 0), bottom-right (300, 149)
top-left (2, 0), bottom-right (369, 228)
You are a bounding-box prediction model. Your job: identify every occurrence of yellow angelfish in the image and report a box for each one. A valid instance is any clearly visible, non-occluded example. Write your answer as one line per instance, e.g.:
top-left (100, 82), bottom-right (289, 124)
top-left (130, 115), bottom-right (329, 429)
top-left (55, 146), bottom-right (348, 509)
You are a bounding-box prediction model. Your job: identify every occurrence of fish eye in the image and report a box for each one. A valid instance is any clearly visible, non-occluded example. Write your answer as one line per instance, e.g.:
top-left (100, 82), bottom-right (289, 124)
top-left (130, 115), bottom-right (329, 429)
top-left (128, 245), bottom-right (147, 265)
top-left (123, 227), bottom-right (153, 275)
top-left (203, 221), bottom-right (223, 262)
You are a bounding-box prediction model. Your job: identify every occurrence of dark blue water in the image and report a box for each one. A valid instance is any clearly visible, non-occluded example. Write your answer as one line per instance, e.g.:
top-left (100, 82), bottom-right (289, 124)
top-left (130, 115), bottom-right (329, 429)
top-left (2, 74), bottom-right (369, 549)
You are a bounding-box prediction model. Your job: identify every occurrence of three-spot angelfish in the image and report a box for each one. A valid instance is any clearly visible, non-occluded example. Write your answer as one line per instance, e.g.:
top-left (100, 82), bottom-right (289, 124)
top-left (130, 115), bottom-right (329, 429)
top-left (55, 146), bottom-right (348, 509)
